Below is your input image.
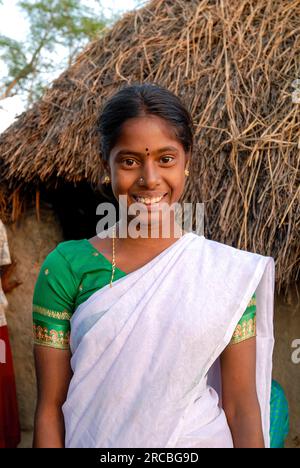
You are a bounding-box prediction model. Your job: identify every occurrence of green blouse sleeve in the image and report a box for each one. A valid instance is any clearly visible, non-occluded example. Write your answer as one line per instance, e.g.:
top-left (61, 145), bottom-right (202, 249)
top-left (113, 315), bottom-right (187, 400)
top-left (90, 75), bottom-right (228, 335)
top-left (32, 246), bottom-right (78, 350)
top-left (229, 292), bottom-right (256, 345)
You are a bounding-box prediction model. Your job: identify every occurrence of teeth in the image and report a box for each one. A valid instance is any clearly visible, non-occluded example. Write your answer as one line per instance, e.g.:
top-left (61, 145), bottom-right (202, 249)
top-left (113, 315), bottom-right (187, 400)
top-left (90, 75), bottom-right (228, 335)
top-left (134, 195), bottom-right (165, 204)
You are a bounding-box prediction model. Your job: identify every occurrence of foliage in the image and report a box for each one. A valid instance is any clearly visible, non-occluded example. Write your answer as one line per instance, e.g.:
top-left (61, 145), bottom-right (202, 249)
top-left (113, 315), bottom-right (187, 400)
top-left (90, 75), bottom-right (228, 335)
top-left (0, 0), bottom-right (107, 104)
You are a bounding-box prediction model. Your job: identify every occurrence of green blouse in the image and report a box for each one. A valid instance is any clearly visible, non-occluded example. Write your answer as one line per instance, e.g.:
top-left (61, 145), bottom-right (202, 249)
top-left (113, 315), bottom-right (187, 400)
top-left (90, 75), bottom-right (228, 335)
top-left (32, 240), bottom-right (256, 350)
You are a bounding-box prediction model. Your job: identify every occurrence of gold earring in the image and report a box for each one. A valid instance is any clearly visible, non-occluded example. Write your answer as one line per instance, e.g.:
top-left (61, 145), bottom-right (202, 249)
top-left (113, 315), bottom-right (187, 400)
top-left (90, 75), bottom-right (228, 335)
top-left (102, 174), bottom-right (111, 185)
top-left (184, 167), bottom-right (189, 177)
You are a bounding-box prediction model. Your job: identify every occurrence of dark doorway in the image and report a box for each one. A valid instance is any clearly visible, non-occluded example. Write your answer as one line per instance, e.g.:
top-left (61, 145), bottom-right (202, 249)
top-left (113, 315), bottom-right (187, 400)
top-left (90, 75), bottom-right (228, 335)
top-left (41, 182), bottom-right (118, 240)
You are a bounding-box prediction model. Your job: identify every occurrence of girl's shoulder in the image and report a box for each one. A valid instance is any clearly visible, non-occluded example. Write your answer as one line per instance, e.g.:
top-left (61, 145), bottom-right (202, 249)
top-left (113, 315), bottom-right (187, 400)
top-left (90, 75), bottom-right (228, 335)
top-left (46, 238), bottom-right (114, 279)
top-left (36, 239), bottom-right (93, 287)
top-left (46, 238), bottom-right (98, 269)
top-left (55, 238), bottom-right (90, 259)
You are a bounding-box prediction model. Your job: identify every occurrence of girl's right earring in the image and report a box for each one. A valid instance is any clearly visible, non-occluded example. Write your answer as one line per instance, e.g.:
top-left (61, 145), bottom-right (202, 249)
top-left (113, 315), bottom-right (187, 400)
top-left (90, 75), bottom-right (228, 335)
top-left (184, 168), bottom-right (189, 177)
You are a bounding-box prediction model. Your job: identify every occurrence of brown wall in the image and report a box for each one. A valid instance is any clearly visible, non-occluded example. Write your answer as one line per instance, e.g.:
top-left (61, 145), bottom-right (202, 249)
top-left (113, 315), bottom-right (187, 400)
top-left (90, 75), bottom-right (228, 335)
top-left (273, 284), bottom-right (300, 448)
top-left (5, 207), bottom-right (63, 441)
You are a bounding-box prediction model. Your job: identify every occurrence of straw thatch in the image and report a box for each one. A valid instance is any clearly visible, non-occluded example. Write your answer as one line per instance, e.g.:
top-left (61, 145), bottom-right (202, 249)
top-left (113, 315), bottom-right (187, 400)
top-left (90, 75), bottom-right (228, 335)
top-left (0, 0), bottom-right (299, 291)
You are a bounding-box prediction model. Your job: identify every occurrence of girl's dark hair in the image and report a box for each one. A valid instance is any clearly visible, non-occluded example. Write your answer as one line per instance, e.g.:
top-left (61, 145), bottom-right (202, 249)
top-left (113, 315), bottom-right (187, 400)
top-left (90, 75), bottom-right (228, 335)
top-left (98, 83), bottom-right (194, 162)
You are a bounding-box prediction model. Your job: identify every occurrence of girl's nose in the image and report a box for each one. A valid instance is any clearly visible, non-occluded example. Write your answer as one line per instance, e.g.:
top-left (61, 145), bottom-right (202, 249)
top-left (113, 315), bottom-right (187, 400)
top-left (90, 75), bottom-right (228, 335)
top-left (140, 161), bottom-right (161, 188)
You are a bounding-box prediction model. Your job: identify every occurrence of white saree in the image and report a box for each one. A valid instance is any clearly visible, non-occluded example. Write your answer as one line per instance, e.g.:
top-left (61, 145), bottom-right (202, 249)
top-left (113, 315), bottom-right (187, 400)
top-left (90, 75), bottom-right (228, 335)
top-left (62, 231), bottom-right (275, 448)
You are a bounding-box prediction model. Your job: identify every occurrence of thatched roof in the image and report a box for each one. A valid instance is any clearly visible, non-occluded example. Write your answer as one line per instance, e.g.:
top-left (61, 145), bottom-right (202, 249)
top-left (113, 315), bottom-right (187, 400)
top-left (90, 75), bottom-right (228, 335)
top-left (0, 0), bottom-right (299, 291)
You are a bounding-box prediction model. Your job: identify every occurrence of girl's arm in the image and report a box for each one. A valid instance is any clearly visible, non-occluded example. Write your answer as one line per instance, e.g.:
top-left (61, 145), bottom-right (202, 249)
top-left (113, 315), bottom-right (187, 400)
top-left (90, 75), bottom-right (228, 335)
top-left (220, 336), bottom-right (265, 448)
top-left (33, 345), bottom-right (73, 448)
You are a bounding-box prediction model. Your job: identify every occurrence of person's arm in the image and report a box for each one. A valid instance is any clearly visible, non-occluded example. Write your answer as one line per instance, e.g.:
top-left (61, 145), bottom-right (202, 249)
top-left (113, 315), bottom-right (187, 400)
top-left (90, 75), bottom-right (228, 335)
top-left (31, 245), bottom-right (78, 448)
top-left (220, 336), bottom-right (265, 448)
top-left (33, 345), bottom-right (73, 448)
top-left (1, 262), bottom-right (22, 293)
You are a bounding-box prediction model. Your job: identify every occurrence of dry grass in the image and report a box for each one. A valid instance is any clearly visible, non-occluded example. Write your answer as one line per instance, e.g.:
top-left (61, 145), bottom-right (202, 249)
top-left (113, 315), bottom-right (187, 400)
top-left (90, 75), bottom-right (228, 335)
top-left (0, 0), bottom-right (299, 291)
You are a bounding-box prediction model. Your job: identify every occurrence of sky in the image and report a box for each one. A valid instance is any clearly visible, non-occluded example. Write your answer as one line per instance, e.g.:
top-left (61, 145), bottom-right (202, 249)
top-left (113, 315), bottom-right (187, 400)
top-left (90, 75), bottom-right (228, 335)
top-left (0, 0), bottom-right (144, 133)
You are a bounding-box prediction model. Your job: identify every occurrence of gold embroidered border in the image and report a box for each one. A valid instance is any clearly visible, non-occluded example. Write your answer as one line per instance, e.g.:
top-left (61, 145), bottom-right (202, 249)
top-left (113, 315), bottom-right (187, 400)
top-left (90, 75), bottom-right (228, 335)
top-left (33, 324), bottom-right (70, 349)
top-left (246, 296), bottom-right (256, 308)
top-left (33, 304), bottom-right (72, 321)
top-left (230, 316), bottom-right (256, 345)
top-left (33, 339), bottom-right (70, 350)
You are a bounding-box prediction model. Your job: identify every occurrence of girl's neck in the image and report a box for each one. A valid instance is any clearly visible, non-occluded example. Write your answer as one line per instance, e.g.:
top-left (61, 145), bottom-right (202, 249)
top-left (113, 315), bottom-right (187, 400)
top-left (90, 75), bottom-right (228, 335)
top-left (114, 219), bottom-right (185, 252)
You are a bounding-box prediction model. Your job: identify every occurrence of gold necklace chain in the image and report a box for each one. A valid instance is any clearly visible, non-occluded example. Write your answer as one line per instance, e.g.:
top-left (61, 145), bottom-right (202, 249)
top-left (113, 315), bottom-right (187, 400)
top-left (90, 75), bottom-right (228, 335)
top-left (109, 223), bottom-right (184, 287)
top-left (110, 224), bottom-right (116, 288)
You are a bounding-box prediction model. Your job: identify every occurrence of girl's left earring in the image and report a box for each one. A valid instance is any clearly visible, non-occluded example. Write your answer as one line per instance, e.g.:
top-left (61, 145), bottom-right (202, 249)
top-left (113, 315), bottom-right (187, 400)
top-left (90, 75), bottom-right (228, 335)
top-left (102, 174), bottom-right (111, 185)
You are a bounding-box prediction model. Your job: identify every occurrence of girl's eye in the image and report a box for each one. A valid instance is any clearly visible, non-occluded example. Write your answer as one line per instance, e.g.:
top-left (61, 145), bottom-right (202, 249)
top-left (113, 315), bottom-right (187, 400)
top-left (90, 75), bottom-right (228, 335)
top-left (121, 156), bottom-right (174, 166)
top-left (160, 156), bottom-right (174, 164)
top-left (122, 159), bottom-right (138, 167)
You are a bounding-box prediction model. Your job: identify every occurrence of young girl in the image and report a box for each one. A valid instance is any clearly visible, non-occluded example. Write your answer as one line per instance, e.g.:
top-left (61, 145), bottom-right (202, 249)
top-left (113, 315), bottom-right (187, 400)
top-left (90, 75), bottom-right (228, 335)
top-left (32, 83), bottom-right (288, 448)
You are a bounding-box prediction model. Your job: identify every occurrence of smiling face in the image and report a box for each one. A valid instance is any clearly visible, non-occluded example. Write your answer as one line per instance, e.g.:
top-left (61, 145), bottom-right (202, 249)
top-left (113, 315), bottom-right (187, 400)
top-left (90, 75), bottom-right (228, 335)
top-left (104, 114), bottom-right (190, 228)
